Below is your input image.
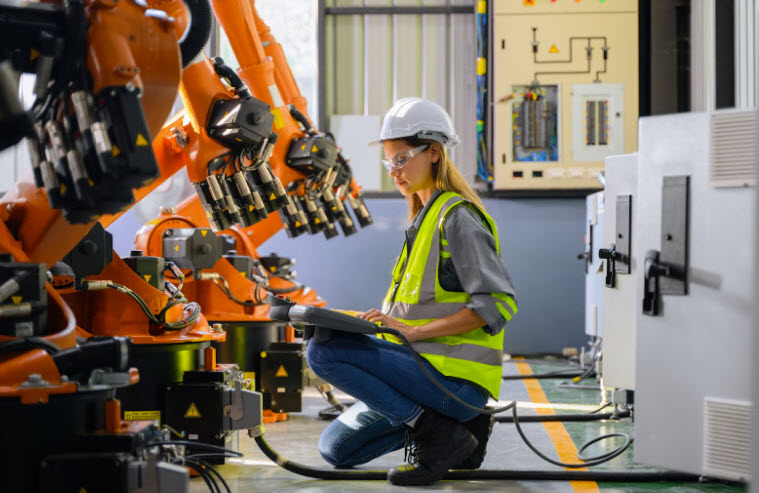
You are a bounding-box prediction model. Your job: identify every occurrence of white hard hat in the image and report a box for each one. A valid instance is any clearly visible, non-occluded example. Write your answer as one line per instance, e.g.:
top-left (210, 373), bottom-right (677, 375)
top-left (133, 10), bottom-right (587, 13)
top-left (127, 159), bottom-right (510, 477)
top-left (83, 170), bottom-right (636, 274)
top-left (370, 97), bottom-right (460, 148)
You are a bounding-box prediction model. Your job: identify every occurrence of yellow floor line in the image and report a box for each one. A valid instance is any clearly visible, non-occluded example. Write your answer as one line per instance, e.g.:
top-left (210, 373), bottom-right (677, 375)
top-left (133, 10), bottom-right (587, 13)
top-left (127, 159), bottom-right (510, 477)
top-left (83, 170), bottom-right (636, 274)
top-left (514, 360), bottom-right (600, 493)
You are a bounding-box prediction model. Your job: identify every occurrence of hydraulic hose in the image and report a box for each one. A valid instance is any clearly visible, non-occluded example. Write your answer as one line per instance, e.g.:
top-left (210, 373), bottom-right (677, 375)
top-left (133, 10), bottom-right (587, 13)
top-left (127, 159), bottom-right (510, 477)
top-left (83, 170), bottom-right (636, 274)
top-left (179, 0), bottom-right (213, 67)
top-left (251, 431), bottom-right (705, 483)
top-left (211, 58), bottom-right (251, 97)
top-left (287, 105), bottom-right (315, 134)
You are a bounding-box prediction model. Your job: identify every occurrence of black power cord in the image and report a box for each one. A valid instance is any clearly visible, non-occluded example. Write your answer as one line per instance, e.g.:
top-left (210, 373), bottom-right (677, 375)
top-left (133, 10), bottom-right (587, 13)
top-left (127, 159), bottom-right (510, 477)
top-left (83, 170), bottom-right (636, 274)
top-left (495, 409), bottom-right (631, 424)
top-left (501, 368), bottom-right (594, 381)
top-left (251, 432), bottom-right (705, 483)
top-left (377, 326), bottom-right (515, 416)
top-left (375, 327), bottom-right (632, 468)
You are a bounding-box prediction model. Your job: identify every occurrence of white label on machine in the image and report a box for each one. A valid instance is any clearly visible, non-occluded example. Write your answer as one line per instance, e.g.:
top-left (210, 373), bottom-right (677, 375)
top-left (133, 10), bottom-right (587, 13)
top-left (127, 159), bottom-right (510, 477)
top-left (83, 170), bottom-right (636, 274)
top-left (268, 84), bottom-right (285, 109)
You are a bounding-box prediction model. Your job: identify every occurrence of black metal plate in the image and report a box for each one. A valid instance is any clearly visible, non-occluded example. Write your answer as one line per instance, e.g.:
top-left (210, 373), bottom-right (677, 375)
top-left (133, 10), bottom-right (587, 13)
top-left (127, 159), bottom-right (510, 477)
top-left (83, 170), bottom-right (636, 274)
top-left (660, 176), bottom-right (689, 295)
top-left (615, 194), bottom-right (632, 274)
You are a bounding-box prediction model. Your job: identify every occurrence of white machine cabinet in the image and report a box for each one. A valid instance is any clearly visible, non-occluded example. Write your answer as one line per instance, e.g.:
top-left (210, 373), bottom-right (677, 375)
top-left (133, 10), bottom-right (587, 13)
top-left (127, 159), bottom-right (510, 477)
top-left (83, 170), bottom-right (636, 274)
top-left (633, 111), bottom-right (756, 482)
top-left (584, 191), bottom-right (604, 338)
top-left (599, 154), bottom-right (638, 391)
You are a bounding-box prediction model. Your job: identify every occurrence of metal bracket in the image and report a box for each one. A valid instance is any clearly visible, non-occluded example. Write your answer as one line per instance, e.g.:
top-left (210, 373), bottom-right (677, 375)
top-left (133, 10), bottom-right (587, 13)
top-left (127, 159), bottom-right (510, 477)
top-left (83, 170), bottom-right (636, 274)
top-left (598, 246), bottom-right (617, 287)
top-left (224, 379), bottom-right (244, 422)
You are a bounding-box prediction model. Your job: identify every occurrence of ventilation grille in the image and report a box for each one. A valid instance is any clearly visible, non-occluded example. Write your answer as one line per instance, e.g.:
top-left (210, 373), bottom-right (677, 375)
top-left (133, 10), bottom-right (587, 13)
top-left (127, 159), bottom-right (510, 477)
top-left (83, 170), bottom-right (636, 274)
top-left (703, 397), bottom-right (752, 481)
top-left (710, 110), bottom-right (758, 188)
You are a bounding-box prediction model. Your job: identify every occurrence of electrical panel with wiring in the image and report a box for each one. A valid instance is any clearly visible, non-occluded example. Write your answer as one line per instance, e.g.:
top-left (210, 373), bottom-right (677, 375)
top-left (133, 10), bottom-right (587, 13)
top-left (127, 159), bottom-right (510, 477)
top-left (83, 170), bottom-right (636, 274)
top-left (492, 0), bottom-right (638, 191)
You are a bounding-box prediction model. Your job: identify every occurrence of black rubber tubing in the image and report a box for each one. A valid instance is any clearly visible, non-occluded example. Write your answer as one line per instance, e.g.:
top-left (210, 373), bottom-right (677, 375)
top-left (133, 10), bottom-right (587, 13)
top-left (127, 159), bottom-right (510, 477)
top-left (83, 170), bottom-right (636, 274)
top-left (179, 0), bottom-right (213, 67)
top-left (252, 434), bottom-right (705, 483)
top-left (495, 410), bottom-right (631, 423)
top-left (502, 370), bottom-right (592, 380)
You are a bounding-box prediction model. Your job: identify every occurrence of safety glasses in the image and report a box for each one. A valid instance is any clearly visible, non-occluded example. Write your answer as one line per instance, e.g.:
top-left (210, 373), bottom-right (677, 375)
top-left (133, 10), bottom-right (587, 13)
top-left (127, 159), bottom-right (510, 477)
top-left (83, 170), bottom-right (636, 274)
top-left (381, 144), bottom-right (429, 171)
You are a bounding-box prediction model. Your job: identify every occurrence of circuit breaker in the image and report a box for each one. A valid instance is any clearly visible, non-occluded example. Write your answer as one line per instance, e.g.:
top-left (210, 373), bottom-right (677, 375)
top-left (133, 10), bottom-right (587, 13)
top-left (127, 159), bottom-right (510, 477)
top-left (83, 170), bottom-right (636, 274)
top-left (492, 0), bottom-right (638, 191)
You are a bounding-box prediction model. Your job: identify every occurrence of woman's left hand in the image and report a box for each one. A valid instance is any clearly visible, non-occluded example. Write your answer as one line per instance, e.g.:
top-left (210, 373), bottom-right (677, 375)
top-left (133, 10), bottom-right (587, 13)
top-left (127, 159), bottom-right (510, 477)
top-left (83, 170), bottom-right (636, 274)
top-left (358, 308), bottom-right (420, 342)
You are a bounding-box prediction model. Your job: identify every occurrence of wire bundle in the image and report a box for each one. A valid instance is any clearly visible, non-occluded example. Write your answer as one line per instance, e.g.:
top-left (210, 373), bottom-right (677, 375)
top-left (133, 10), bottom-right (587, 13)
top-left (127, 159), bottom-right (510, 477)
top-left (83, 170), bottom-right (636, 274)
top-left (141, 439), bottom-right (242, 493)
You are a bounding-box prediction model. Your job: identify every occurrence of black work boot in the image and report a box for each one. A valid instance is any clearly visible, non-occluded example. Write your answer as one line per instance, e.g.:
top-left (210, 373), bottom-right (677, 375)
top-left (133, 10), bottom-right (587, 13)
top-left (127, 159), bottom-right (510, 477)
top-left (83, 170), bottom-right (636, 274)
top-left (387, 409), bottom-right (477, 486)
top-left (452, 410), bottom-right (494, 469)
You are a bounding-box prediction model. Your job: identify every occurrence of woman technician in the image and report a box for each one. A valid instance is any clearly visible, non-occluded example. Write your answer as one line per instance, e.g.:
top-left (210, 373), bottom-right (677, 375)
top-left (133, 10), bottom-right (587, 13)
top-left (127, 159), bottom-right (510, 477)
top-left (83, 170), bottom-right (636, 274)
top-left (306, 97), bottom-right (517, 486)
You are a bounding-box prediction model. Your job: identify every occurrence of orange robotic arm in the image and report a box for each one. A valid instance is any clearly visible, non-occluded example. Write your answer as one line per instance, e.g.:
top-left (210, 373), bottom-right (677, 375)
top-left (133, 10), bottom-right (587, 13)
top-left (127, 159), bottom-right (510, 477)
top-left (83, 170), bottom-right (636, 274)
top-left (0, 0), bottom-right (187, 268)
top-left (0, 0), bottom-right (185, 392)
top-left (251, 2), bottom-right (374, 229)
top-left (166, 0), bottom-right (373, 254)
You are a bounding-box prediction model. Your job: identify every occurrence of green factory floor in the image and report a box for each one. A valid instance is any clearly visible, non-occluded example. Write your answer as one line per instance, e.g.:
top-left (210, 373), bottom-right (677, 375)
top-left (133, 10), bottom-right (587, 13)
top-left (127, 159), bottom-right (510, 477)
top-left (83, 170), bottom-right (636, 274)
top-left (189, 358), bottom-right (749, 493)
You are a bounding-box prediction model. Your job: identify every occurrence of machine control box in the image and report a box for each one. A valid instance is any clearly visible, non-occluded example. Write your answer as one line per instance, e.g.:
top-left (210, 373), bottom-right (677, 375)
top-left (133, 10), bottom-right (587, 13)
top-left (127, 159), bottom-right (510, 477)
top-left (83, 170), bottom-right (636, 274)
top-left (162, 228), bottom-right (223, 272)
top-left (165, 364), bottom-right (263, 463)
top-left (260, 342), bottom-right (304, 413)
top-left (0, 254), bottom-right (47, 337)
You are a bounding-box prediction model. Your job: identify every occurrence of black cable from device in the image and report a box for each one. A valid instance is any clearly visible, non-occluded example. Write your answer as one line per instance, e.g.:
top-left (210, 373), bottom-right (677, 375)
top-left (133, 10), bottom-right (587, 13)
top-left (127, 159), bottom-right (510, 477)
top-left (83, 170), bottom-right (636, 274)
top-left (266, 282), bottom-right (305, 295)
top-left (495, 409), bottom-right (631, 424)
top-left (252, 433), bottom-right (706, 483)
top-left (0, 337), bottom-right (60, 356)
top-left (141, 440), bottom-right (244, 456)
top-left (182, 458), bottom-right (218, 493)
top-left (502, 369), bottom-right (592, 380)
top-left (376, 327), bottom-right (634, 468)
top-left (510, 405), bottom-right (632, 467)
top-left (376, 326), bottom-right (515, 416)
top-left (588, 401), bottom-right (612, 414)
top-left (192, 458), bottom-right (232, 493)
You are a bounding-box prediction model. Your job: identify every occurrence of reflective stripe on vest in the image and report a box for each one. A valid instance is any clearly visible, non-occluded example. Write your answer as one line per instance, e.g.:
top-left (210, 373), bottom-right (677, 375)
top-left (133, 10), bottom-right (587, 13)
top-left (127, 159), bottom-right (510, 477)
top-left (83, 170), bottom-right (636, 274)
top-left (382, 191), bottom-right (505, 398)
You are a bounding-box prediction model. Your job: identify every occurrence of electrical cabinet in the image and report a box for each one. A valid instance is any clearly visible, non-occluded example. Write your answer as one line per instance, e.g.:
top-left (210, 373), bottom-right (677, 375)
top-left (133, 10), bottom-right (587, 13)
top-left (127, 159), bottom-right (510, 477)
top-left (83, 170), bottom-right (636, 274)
top-left (633, 111), bottom-right (756, 482)
top-left (492, 0), bottom-right (638, 191)
top-left (583, 191), bottom-right (604, 338)
top-left (600, 153), bottom-right (638, 391)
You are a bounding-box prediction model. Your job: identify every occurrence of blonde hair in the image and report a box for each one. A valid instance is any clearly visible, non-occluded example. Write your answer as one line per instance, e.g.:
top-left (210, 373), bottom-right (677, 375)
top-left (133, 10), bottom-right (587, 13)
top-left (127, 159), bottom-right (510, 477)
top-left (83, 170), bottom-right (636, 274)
top-left (401, 138), bottom-right (485, 222)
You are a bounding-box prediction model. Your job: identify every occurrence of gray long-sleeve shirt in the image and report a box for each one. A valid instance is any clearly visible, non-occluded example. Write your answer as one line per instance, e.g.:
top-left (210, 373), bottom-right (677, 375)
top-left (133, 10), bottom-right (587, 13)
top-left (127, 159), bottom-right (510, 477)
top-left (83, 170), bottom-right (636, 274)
top-left (405, 190), bottom-right (517, 335)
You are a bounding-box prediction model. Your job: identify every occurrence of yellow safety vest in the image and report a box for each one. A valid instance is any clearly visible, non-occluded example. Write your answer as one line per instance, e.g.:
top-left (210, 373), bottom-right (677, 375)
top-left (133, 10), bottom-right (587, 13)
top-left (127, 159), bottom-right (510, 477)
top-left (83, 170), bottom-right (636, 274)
top-left (381, 192), bottom-right (517, 398)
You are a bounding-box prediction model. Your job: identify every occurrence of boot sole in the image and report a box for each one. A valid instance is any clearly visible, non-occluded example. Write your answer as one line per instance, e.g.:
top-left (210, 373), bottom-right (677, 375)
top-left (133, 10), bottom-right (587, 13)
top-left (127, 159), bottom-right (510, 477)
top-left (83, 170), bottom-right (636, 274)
top-left (387, 434), bottom-right (478, 486)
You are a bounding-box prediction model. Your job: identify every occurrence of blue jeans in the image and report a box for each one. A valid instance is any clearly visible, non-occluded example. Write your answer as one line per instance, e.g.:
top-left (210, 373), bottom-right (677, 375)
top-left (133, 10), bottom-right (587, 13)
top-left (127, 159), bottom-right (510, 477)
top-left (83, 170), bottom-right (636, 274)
top-left (306, 331), bottom-right (488, 467)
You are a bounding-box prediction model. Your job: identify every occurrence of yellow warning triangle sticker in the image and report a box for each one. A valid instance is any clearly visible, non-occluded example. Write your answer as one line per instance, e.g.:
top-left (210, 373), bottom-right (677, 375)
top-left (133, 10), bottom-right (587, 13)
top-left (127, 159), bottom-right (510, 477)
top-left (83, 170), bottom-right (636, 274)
top-left (201, 230), bottom-right (208, 237)
top-left (275, 365), bottom-right (288, 377)
top-left (315, 218), bottom-right (321, 223)
top-left (300, 144), bottom-right (306, 151)
top-left (11, 296), bottom-right (22, 304)
top-left (549, 44), bottom-right (559, 54)
top-left (269, 266), bottom-right (276, 272)
top-left (311, 145), bottom-right (318, 153)
top-left (249, 205), bottom-right (255, 211)
top-left (135, 133), bottom-right (148, 146)
top-left (174, 245), bottom-right (179, 252)
top-left (112, 145), bottom-right (120, 157)
top-left (143, 274), bottom-right (152, 282)
top-left (184, 403), bottom-right (202, 418)
top-left (270, 193), bottom-right (276, 200)
top-left (30, 48), bottom-right (40, 61)
top-left (294, 221), bottom-right (301, 227)
top-left (239, 271), bottom-right (247, 276)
